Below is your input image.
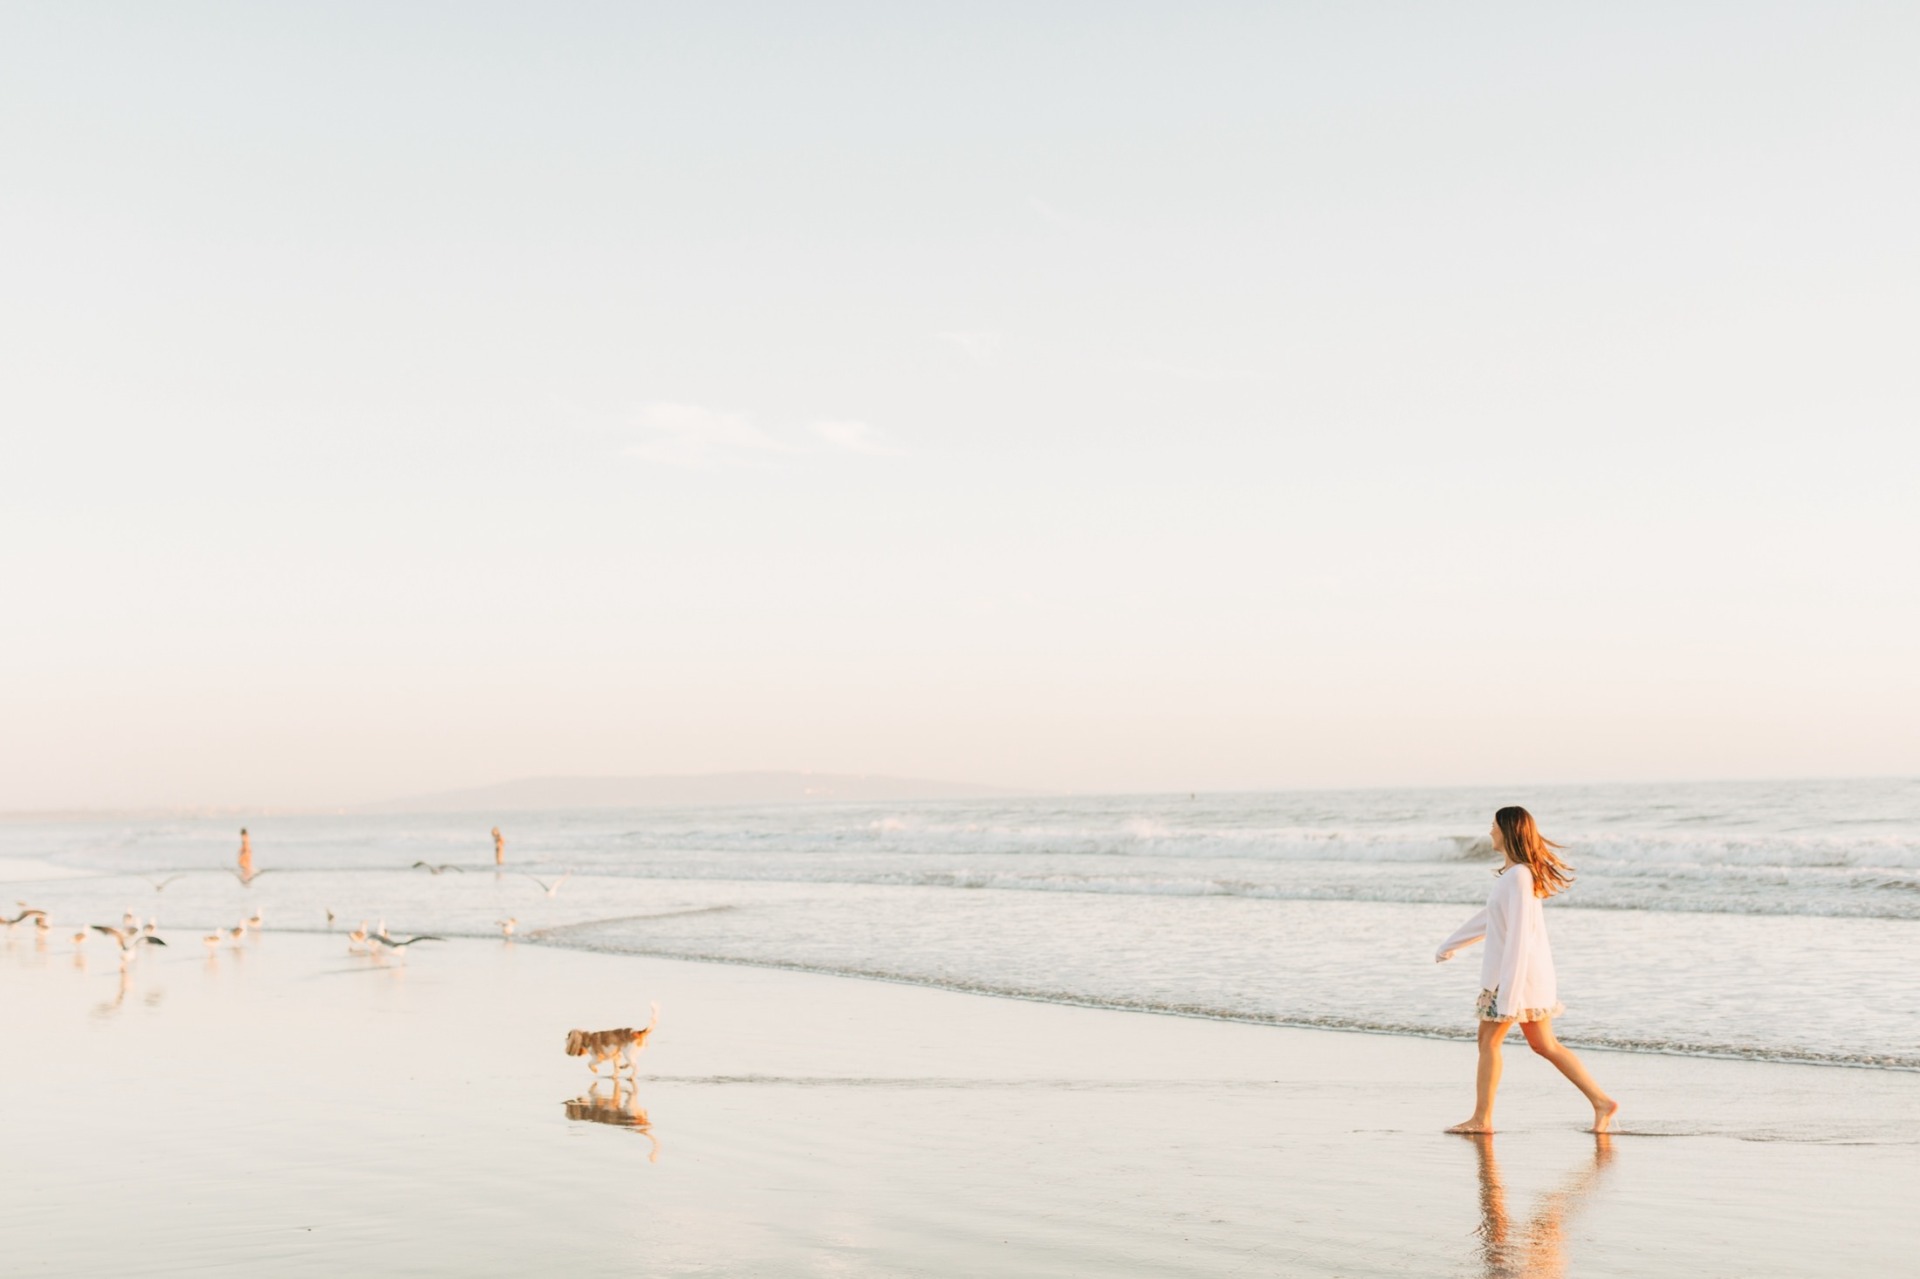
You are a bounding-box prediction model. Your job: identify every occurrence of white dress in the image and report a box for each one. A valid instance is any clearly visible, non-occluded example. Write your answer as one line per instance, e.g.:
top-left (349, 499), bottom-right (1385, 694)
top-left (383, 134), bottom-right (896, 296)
top-left (1436, 863), bottom-right (1563, 1022)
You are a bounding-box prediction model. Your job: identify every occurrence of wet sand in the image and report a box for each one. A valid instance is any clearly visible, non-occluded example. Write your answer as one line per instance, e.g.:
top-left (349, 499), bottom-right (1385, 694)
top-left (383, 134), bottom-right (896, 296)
top-left (3, 931), bottom-right (1916, 1276)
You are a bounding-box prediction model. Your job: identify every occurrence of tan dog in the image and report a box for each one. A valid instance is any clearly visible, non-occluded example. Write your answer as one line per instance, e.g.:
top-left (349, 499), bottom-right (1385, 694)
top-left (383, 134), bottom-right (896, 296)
top-left (564, 1002), bottom-right (660, 1078)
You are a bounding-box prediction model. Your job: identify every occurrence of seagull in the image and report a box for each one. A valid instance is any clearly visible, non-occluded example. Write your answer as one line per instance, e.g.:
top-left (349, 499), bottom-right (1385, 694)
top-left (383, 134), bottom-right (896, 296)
top-left (141, 875), bottom-right (187, 893)
top-left (412, 861), bottom-right (465, 875)
top-left (368, 931), bottom-right (444, 951)
top-left (245, 910), bottom-right (263, 931)
top-left (227, 925), bottom-right (247, 943)
top-left (228, 868), bottom-right (272, 885)
top-left (91, 925), bottom-right (167, 955)
top-left (203, 932), bottom-right (223, 948)
top-left (525, 872), bottom-right (572, 898)
top-left (122, 909), bottom-right (141, 932)
top-left (71, 931), bottom-right (88, 947)
top-left (2, 908), bottom-right (47, 928)
top-left (36, 916), bottom-right (52, 935)
top-left (324, 908), bottom-right (336, 927)
top-left (495, 917), bottom-right (517, 939)
top-left (347, 921), bottom-right (370, 950)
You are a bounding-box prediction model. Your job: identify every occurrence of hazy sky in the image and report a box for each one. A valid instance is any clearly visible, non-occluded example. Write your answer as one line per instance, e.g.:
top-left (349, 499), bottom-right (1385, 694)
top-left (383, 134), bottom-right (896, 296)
top-left (4, 3), bottom-right (1917, 808)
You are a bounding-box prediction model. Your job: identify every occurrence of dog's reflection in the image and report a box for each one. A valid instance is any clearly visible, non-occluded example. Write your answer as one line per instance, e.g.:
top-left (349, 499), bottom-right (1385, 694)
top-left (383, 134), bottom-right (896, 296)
top-left (1465, 1132), bottom-right (1612, 1278)
top-left (563, 1079), bottom-right (661, 1162)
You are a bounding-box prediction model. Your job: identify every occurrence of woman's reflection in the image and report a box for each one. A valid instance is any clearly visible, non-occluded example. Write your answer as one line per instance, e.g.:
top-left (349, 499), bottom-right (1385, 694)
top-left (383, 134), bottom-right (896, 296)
top-left (564, 1078), bottom-right (661, 1162)
top-left (1466, 1132), bottom-right (1613, 1278)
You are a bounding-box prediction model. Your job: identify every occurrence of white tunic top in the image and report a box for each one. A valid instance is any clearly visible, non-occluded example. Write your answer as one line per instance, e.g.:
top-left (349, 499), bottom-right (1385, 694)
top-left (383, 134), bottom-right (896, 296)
top-left (1435, 863), bottom-right (1561, 1019)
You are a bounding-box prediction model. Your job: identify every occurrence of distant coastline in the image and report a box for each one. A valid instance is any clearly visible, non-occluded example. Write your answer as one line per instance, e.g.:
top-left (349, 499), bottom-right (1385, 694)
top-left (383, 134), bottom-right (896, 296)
top-left (359, 771), bottom-right (1027, 814)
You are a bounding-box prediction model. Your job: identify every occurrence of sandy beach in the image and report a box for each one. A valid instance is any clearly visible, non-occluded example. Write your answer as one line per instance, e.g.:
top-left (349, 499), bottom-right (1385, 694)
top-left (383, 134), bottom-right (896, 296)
top-left (4, 927), bottom-right (1915, 1277)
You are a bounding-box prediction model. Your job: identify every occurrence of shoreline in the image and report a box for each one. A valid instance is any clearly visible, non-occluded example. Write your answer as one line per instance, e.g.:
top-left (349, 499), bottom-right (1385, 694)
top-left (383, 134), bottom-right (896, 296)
top-left (5, 933), bottom-right (1916, 1276)
top-left (5, 847), bottom-right (1918, 1073)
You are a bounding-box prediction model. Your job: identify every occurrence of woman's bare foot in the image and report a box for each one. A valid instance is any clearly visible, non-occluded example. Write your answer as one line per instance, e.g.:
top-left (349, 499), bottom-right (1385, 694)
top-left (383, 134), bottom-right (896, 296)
top-left (1446, 1119), bottom-right (1494, 1134)
top-left (1589, 1098), bottom-right (1620, 1133)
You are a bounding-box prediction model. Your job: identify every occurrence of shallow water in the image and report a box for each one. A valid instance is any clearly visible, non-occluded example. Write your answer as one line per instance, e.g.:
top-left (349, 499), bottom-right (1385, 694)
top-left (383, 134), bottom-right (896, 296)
top-left (5, 778), bottom-right (1918, 1067)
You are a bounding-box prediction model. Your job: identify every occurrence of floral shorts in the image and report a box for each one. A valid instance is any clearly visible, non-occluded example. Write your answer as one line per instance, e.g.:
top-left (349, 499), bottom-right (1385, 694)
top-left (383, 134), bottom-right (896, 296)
top-left (1476, 988), bottom-right (1565, 1024)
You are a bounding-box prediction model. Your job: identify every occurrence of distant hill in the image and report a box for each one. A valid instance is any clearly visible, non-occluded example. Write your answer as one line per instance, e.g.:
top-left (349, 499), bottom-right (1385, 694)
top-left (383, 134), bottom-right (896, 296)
top-left (361, 771), bottom-right (1023, 814)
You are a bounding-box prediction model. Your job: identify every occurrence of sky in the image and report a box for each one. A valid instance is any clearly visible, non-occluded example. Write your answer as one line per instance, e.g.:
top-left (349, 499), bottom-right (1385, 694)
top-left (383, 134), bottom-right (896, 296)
top-left (3, 2), bottom-right (1917, 809)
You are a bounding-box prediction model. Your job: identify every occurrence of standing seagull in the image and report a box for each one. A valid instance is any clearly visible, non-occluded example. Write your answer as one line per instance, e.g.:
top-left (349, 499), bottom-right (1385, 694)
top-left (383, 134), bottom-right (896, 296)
top-left (525, 872), bottom-right (572, 898)
top-left (496, 917), bottom-right (517, 939)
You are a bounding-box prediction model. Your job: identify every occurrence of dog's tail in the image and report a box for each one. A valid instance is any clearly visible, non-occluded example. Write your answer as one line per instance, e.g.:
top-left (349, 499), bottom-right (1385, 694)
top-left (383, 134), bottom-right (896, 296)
top-left (564, 1028), bottom-right (588, 1056)
top-left (631, 1001), bottom-right (661, 1045)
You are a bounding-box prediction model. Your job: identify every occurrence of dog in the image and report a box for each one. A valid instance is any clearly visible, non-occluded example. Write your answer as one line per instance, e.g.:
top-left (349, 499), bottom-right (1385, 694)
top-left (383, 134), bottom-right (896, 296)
top-left (564, 1002), bottom-right (660, 1078)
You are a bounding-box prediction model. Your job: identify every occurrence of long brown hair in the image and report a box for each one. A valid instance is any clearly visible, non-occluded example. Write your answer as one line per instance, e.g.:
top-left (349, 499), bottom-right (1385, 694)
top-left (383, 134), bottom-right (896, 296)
top-left (1494, 806), bottom-right (1573, 898)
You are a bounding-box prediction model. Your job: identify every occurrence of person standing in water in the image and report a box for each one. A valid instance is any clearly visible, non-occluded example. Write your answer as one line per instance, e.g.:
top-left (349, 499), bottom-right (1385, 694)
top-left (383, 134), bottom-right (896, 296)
top-left (1435, 806), bottom-right (1618, 1133)
top-left (237, 828), bottom-right (254, 882)
top-left (492, 826), bottom-right (505, 867)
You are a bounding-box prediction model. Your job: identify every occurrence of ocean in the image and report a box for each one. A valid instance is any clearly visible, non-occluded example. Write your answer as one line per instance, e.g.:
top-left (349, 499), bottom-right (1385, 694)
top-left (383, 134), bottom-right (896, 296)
top-left (5, 777), bottom-right (1917, 1069)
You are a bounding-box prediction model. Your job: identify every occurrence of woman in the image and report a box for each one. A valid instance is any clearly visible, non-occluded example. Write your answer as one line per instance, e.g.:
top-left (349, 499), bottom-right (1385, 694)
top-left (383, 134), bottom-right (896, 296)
top-left (1436, 806), bottom-right (1618, 1133)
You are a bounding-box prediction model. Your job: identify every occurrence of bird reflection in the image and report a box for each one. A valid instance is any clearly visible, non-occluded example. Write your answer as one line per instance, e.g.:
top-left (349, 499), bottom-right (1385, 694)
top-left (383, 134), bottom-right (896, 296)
top-left (563, 1079), bottom-right (661, 1162)
top-left (93, 966), bottom-right (136, 1018)
top-left (1465, 1132), bottom-right (1612, 1279)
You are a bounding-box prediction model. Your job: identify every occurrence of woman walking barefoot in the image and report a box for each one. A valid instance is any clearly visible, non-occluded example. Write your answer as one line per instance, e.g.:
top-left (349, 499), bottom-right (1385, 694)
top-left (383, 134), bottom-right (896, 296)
top-left (1436, 807), bottom-right (1619, 1134)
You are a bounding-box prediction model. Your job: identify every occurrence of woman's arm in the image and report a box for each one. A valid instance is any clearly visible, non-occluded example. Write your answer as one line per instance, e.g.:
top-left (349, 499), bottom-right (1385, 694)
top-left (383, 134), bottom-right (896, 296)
top-left (1435, 907), bottom-right (1488, 962)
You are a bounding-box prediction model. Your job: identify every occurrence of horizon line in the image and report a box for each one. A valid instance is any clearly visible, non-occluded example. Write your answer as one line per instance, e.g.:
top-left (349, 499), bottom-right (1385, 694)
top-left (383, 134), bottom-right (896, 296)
top-left (1, 769), bottom-right (1911, 822)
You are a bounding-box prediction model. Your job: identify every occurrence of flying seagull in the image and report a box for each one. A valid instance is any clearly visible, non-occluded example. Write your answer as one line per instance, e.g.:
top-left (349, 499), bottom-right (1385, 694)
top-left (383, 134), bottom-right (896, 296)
top-left (411, 862), bottom-right (465, 875)
top-left (525, 873), bottom-right (572, 898)
top-left (369, 931), bottom-right (444, 950)
top-left (91, 925), bottom-right (167, 954)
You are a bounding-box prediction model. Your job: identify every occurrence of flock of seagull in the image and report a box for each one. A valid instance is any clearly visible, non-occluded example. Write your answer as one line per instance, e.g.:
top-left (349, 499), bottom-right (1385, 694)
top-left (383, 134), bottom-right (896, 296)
top-left (4, 859), bottom-right (582, 968)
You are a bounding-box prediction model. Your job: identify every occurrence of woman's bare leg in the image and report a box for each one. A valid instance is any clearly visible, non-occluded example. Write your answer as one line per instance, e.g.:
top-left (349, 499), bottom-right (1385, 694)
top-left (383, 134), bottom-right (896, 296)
top-left (1520, 1018), bottom-right (1619, 1132)
top-left (1448, 1018), bottom-right (1513, 1133)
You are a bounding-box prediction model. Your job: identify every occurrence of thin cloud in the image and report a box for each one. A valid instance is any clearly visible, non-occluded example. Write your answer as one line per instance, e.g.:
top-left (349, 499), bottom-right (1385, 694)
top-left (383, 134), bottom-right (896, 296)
top-left (624, 403), bottom-right (900, 466)
top-left (936, 330), bottom-right (1002, 365)
top-left (624, 403), bottom-right (797, 468)
top-left (1029, 196), bottom-right (1086, 233)
top-left (812, 419), bottom-right (903, 456)
top-left (1138, 360), bottom-right (1272, 384)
